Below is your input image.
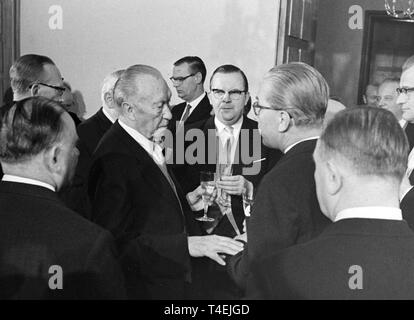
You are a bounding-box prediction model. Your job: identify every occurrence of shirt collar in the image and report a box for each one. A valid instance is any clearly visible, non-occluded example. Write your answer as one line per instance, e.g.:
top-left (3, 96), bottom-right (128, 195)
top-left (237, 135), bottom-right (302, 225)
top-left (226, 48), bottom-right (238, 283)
top-left (335, 206), bottom-right (402, 222)
top-left (2, 174), bottom-right (56, 192)
top-left (102, 107), bottom-right (116, 123)
top-left (284, 136), bottom-right (319, 154)
top-left (400, 119), bottom-right (407, 129)
top-left (187, 92), bottom-right (206, 108)
top-left (118, 120), bottom-right (163, 165)
top-left (214, 115), bottom-right (243, 140)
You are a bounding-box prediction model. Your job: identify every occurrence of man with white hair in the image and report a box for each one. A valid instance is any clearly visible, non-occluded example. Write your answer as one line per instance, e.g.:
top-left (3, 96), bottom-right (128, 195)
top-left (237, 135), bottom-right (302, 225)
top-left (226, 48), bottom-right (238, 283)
top-left (60, 69), bottom-right (124, 217)
top-left (88, 64), bottom-right (244, 299)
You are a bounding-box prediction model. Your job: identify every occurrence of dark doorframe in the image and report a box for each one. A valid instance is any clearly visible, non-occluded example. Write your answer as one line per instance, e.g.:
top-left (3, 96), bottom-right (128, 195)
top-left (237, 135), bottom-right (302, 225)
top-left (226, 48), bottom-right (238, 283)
top-left (1, 0), bottom-right (20, 104)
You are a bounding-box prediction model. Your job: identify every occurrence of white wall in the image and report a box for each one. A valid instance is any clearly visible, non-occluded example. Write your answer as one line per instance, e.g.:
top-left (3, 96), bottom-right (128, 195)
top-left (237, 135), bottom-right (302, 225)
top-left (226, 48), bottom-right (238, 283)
top-left (20, 0), bottom-right (278, 118)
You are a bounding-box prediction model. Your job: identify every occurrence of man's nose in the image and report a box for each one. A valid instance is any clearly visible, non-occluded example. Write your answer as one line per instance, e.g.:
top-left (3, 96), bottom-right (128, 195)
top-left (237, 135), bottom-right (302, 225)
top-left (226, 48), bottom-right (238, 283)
top-left (397, 93), bottom-right (407, 105)
top-left (222, 91), bottom-right (231, 103)
top-left (163, 105), bottom-right (172, 120)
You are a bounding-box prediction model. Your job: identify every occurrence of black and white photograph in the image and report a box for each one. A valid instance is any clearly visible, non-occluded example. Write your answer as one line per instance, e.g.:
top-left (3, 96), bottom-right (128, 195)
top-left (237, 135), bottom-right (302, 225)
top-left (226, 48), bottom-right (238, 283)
top-left (1, 0), bottom-right (414, 309)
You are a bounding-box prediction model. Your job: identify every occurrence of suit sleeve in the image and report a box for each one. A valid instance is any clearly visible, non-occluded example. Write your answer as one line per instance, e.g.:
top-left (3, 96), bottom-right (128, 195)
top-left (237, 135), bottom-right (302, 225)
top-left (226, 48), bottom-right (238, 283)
top-left (79, 230), bottom-right (127, 299)
top-left (88, 154), bottom-right (190, 277)
top-left (248, 175), bottom-right (300, 262)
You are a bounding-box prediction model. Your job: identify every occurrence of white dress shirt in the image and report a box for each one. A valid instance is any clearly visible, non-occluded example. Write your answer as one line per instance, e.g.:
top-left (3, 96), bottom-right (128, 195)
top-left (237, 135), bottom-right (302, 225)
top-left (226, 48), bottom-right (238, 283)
top-left (118, 120), bottom-right (165, 167)
top-left (284, 136), bottom-right (320, 154)
top-left (214, 116), bottom-right (243, 165)
top-left (2, 174), bottom-right (55, 192)
top-left (334, 206), bottom-right (402, 222)
top-left (102, 107), bottom-right (116, 124)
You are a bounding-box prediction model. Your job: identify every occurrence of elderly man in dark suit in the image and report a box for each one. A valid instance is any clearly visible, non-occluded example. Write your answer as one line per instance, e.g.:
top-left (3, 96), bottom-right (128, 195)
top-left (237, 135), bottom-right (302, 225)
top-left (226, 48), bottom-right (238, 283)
top-left (0, 97), bottom-right (125, 299)
top-left (248, 106), bottom-right (414, 299)
top-left (88, 64), bottom-right (244, 299)
top-left (228, 62), bottom-right (331, 291)
top-left (60, 69), bottom-right (124, 218)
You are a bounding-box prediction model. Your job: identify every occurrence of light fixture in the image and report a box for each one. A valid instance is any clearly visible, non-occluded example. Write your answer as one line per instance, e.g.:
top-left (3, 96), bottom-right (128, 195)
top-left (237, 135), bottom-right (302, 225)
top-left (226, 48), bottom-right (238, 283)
top-left (385, 0), bottom-right (414, 19)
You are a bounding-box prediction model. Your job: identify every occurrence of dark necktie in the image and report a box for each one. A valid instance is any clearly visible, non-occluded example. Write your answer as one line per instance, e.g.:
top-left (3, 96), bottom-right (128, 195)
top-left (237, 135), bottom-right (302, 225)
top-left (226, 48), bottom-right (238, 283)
top-left (179, 104), bottom-right (191, 125)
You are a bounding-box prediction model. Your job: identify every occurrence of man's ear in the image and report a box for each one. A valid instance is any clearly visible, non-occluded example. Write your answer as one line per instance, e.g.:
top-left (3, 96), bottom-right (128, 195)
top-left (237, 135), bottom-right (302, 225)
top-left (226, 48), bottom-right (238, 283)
top-left (122, 101), bottom-right (137, 121)
top-left (325, 160), bottom-right (342, 196)
top-left (30, 84), bottom-right (40, 97)
top-left (104, 91), bottom-right (114, 109)
top-left (277, 111), bottom-right (291, 133)
top-left (207, 91), bottom-right (213, 105)
top-left (194, 72), bottom-right (202, 85)
top-left (43, 144), bottom-right (62, 175)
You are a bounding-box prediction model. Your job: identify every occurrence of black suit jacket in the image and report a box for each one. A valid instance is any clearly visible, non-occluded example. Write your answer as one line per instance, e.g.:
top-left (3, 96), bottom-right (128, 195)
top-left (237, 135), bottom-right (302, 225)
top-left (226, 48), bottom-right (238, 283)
top-left (169, 93), bottom-right (212, 131)
top-left (60, 108), bottom-right (112, 218)
top-left (405, 122), bottom-right (414, 151)
top-left (228, 139), bottom-right (331, 290)
top-left (247, 218), bottom-right (414, 299)
top-left (400, 187), bottom-right (414, 230)
top-left (88, 121), bottom-right (201, 299)
top-left (0, 181), bottom-right (125, 299)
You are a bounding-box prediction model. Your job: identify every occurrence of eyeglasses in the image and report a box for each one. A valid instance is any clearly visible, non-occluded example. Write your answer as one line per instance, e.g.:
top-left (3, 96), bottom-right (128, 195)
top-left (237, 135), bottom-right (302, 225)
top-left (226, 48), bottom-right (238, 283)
top-left (396, 87), bottom-right (414, 95)
top-left (169, 73), bottom-right (196, 84)
top-left (211, 89), bottom-right (246, 100)
top-left (252, 101), bottom-right (293, 117)
top-left (30, 82), bottom-right (66, 96)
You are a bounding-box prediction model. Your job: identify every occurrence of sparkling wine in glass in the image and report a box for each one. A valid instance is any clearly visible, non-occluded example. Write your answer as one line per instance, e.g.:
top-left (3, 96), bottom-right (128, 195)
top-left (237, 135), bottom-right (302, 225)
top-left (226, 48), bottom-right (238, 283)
top-left (198, 172), bottom-right (216, 222)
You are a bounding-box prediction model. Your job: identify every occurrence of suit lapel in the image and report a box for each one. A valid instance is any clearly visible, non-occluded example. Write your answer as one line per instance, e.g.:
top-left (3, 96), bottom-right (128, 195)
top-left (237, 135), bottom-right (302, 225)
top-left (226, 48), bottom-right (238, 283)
top-left (112, 122), bottom-right (183, 213)
top-left (186, 94), bottom-right (212, 124)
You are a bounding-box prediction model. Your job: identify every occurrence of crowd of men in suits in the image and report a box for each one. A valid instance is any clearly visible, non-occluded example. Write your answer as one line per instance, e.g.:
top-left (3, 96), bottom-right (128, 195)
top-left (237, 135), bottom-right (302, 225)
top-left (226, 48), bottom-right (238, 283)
top-left (1, 53), bottom-right (414, 299)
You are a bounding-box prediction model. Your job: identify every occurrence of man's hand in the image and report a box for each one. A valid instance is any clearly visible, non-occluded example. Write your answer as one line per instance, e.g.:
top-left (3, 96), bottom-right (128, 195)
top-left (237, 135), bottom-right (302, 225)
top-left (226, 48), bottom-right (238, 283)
top-left (216, 175), bottom-right (253, 196)
top-left (235, 232), bottom-right (247, 243)
top-left (188, 235), bottom-right (244, 266)
top-left (186, 185), bottom-right (217, 211)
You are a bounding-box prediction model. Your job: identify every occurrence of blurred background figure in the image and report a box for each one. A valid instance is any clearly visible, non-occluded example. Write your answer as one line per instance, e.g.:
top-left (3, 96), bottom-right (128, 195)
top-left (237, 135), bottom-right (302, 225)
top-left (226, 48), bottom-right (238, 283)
top-left (363, 83), bottom-right (379, 107)
top-left (62, 81), bottom-right (82, 126)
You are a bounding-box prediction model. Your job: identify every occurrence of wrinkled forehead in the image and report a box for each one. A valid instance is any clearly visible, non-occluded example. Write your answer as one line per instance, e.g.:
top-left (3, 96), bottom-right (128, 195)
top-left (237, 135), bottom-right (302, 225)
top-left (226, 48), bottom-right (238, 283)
top-left (365, 85), bottom-right (378, 95)
top-left (211, 72), bottom-right (245, 90)
top-left (378, 82), bottom-right (399, 95)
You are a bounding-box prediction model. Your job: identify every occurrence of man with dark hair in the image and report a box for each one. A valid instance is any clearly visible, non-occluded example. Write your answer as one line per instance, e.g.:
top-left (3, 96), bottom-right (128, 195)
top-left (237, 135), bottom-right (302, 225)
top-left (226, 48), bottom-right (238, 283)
top-left (247, 106), bottom-right (414, 299)
top-left (0, 97), bottom-right (125, 299)
top-left (1, 54), bottom-right (67, 179)
top-left (228, 62), bottom-right (331, 291)
top-left (179, 64), bottom-right (276, 299)
top-left (88, 64), bottom-right (244, 299)
top-left (169, 56), bottom-right (212, 128)
top-left (9, 54), bottom-right (65, 102)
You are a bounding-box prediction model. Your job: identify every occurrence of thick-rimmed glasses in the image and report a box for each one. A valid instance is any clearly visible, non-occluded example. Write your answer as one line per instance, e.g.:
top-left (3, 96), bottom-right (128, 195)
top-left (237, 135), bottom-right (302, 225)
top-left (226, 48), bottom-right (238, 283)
top-left (169, 73), bottom-right (196, 84)
top-left (211, 89), bottom-right (246, 100)
top-left (396, 87), bottom-right (414, 95)
top-left (252, 101), bottom-right (293, 118)
top-left (30, 82), bottom-right (66, 96)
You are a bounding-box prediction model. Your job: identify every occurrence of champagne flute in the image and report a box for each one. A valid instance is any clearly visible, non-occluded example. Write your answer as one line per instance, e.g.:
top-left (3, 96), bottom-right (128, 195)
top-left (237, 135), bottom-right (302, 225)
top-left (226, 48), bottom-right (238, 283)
top-left (242, 192), bottom-right (254, 217)
top-left (198, 171), bottom-right (216, 222)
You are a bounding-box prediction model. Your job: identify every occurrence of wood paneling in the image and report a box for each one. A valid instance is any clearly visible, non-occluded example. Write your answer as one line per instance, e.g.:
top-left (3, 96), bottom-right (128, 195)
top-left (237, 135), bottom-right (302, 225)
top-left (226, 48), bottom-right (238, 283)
top-left (276, 0), bottom-right (318, 65)
top-left (1, 0), bottom-right (20, 104)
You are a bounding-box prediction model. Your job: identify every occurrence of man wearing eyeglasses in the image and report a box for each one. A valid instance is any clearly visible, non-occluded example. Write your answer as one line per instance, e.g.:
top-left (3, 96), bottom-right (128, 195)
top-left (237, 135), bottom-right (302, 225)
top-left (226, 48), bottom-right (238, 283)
top-left (228, 62), bottom-right (331, 292)
top-left (0, 54), bottom-right (67, 179)
top-left (169, 56), bottom-right (212, 128)
top-left (180, 64), bottom-right (275, 299)
top-left (9, 54), bottom-right (66, 103)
